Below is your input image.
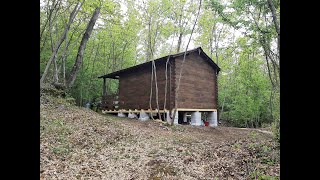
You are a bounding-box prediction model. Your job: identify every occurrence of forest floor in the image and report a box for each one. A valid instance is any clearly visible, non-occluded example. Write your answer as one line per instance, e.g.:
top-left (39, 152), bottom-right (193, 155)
top-left (40, 94), bottom-right (280, 180)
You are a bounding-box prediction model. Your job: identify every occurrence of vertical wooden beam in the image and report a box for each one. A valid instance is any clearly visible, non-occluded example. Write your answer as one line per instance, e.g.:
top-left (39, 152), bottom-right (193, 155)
top-left (215, 70), bottom-right (219, 120)
top-left (103, 78), bottom-right (107, 96)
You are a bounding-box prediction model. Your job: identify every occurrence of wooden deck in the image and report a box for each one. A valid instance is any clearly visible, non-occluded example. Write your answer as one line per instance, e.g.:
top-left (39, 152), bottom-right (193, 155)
top-left (102, 108), bottom-right (217, 114)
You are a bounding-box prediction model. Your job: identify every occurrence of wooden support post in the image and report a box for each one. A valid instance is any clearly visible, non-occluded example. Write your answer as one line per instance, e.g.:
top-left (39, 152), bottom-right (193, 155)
top-left (103, 78), bottom-right (107, 96)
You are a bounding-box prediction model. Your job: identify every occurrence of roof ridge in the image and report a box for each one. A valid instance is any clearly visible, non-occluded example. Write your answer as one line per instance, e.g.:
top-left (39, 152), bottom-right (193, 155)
top-left (98, 47), bottom-right (219, 79)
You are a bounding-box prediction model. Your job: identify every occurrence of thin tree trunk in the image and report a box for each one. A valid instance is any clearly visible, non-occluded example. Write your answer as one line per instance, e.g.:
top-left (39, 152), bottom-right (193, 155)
top-left (214, 24), bottom-right (224, 66)
top-left (57, 26), bottom-right (86, 83)
top-left (40, 0), bottom-right (60, 42)
top-left (261, 38), bottom-right (278, 89)
top-left (149, 60), bottom-right (155, 121)
top-left (264, 49), bottom-right (275, 89)
top-left (171, 0), bottom-right (202, 125)
top-left (269, 90), bottom-right (274, 121)
top-left (146, 17), bottom-right (152, 62)
top-left (220, 96), bottom-right (226, 121)
top-left (112, 41), bottom-right (116, 72)
top-left (40, 0), bottom-right (51, 41)
top-left (164, 34), bottom-right (176, 111)
top-left (153, 61), bottom-right (161, 120)
top-left (40, 1), bottom-right (81, 85)
top-left (59, 32), bottom-right (68, 85)
top-left (267, 0), bottom-right (280, 57)
top-left (66, 7), bottom-right (101, 88)
top-left (53, 53), bottom-right (59, 83)
top-left (88, 42), bottom-right (100, 99)
top-left (176, 32), bottom-right (183, 53)
top-left (49, 10), bottom-right (55, 53)
top-left (40, 32), bottom-right (49, 53)
top-left (49, 0), bottom-right (63, 53)
top-left (63, 51), bottom-right (66, 85)
top-left (176, 4), bottom-right (186, 53)
top-left (250, 8), bottom-right (279, 87)
top-left (53, 12), bottom-right (61, 83)
top-left (209, 25), bottom-right (214, 58)
top-left (84, 40), bottom-right (98, 99)
top-left (149, 22), bottom-right (154, 61)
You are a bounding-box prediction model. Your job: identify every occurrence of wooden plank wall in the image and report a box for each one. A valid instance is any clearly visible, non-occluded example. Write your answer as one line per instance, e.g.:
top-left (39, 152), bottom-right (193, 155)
top-left (174, 52), bottom-right (217, 109)
top-left (118, 60), bottom-right (172, 110)
top-left (117, 52), bottom-right (218, 110)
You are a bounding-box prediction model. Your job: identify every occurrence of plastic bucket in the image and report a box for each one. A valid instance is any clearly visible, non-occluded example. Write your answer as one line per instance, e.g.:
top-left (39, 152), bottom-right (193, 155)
top-left (204, 121), bottom-right (209, 126)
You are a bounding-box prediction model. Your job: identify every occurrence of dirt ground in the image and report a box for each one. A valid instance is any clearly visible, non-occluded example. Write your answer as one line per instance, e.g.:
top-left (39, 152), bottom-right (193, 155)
top-left (40, 95), bottom-right (280, 179)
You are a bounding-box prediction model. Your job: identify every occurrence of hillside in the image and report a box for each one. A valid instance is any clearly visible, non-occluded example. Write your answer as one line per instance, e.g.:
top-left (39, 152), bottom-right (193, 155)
top-left (40, 94), bottom-right (279, 179)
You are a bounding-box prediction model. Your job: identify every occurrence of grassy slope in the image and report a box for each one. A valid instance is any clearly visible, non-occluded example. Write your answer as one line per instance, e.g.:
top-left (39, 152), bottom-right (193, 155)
top-left (40, 95), bottom-right (280, 179)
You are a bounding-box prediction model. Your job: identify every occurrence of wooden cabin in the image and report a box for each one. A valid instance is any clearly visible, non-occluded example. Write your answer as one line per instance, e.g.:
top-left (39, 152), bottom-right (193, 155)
top-left (98, 47), bottom-right (221, 126)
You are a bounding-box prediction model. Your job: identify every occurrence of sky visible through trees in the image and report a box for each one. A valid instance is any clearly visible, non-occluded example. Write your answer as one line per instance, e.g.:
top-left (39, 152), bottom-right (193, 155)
top-left (40, 0), bottom-right (280, 135)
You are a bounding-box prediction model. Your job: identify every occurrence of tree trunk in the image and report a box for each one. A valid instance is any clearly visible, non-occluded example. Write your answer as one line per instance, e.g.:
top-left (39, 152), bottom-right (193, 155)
top-left (176, 32), bottom-right (183, 53)
top-left (260, 38), bottom-right (278, 89)
top-left (171, 0), bottom-right (202, 125)
top-left (91, 43), bottom-right (100, 76)
top-left (146, 17), bottom-right (152, 62)
top-left (40, 0), bottom-right (60, 42)
top-left (60, 30), bottom-right (68, 85)
top-left (66, 7), bottom-right (101, 89)
top-left (40, 2), bottom-right (81, 85)
top-left (209, 26), bottom-right (214, 58)
top-left (219, 96), bottom-right (226, 121)
top-left (269, 90), bottom-right (274, 121)
top-left (176, 3), bottom-right (186, 53)
top-left (153, 60), bottom-right (162, 120)
top-left (57, 22), bottom-right (86, 79)
top-left (63, 52), bottom-right (66, 85)
top-left (53, 53), bottom-right (59, 83)
top-left (267, 0), bottom-right (280, 57)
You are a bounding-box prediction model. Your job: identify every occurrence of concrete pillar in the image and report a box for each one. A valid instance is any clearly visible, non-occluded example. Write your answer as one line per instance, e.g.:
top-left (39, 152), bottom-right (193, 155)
top-left (208, 111), bottom-right (218, 127)
top-left (165, 111), bottom-right (172, 123)
top-left (173, 110), bottom-right (179, 125)
top-left (139, 111), bottom-right (149, 121)
top-left (117, 112), bottom-right (126, 117)
top-left (183, 112), bottom-right (187, 123)
top-left (191, 111), bottom-right (202, 126)
top-left (128, 112), bottom-right (137, 119)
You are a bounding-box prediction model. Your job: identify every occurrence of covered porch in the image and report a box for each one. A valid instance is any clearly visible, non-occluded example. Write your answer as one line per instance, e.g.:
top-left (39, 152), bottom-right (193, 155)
top-left (99, 76), bottom-right (120, 110)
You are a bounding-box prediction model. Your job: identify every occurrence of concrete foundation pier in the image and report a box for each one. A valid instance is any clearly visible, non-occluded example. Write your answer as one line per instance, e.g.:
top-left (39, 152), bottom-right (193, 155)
top-left (139, 110), bottom-right (149, 121)
top-left (173, 111), bottom-right (179, 125)
top-left (128, 112), bottom-right (137, 119)
top-left (208, 111), bottom-right (218, 127)
top-left (191, 111), bottom-right (202, 126)
top-left (117, 112), bottom-right (126, 117)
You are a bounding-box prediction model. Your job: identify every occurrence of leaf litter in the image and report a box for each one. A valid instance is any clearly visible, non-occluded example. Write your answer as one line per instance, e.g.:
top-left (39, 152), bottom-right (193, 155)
top-left (40, 95), bottom-right (279, 179)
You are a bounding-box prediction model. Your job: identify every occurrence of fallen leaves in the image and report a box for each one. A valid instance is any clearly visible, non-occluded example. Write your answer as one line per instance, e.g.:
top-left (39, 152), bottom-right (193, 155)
top-left (40, 94), bottom-right (280, 179)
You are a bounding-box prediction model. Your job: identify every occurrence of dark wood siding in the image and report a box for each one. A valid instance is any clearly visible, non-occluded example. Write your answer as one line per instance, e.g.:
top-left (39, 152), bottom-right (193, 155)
top-left (174, 52), bottom-right (217, 109)
top-left (117, 51), bottom-right (218, 110)
top-left (118, 61), bottom-right (172, 110)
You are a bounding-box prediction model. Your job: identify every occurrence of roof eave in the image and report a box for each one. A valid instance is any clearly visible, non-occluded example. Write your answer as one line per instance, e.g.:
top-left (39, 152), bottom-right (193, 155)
top-left (98, 47), bottom-right (221, 78)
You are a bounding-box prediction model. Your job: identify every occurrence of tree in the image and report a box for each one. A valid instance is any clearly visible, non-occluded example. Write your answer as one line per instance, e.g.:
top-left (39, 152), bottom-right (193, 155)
top-left (40, 1), bottom-right (82, 85)
top-left (67, 6), bottom-right (101, 88)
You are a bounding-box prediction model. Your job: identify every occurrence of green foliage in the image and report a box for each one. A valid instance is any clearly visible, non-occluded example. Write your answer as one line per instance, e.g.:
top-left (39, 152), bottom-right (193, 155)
top-left (218, 39), bottom-right (272, 127)
top-left (40, 0), bottom-right (280, 136)
top-left (272, 117), bottom-right (280, 142)
top-left (249, 131), bottom-right (257, 140)
top-left (194, 0), bottom-right (279, 131)
top-left (250, 170), bottom-right (279, 180)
